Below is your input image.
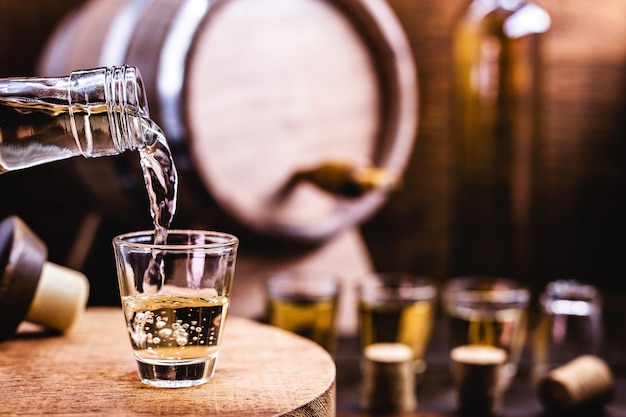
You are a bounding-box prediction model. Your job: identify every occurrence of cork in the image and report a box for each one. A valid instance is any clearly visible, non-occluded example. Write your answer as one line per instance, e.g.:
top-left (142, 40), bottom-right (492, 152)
top-left (360, 343), bottom-right (417, 413)
top-left (0, 216), bottom-right (89, 340)
top-left (26, 262), bottom-right (89, 332)
top-left (537, 355), bottom-right (614, 414)
top-left (450, 345), bottom-right (508, 417)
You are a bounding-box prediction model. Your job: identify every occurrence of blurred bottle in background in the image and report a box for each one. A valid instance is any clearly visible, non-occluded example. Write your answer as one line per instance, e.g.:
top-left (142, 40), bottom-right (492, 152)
top-left (451, 0), bottom-right (551, 279)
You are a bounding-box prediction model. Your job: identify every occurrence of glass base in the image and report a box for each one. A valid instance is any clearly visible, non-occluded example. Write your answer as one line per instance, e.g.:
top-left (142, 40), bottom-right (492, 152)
top-left (135, 355), bottom-right (218, 388)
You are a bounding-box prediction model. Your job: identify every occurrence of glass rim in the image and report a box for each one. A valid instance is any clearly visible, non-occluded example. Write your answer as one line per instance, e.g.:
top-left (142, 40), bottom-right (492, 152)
top-left (112, 229), bottom-right (238, 252)
top-left (443, 276), bottom-right (530, 305)
top-left (540, 279), bottom-right (601, 305)
top-left (358, 272), bottom-right (437, 301)
top-left (266, 270), bottom-right (341, 299)
top-left (359, 272), bottom-right (436, 286)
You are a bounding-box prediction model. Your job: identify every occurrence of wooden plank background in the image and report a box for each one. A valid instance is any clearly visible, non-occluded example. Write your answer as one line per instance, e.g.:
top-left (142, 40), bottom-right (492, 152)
top-left (0, 0), bottom-right (625, 298)
top-left (363, 0), bottom-right (626, 292)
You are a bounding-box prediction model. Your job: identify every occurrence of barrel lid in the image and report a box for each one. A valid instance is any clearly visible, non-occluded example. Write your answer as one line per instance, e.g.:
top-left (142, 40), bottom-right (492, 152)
top-left (185, 0), bottom-right (418, 242)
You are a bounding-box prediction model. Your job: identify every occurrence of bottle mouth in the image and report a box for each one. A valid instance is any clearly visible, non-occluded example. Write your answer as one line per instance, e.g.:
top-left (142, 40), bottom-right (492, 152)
top-left (124, 66), bottom-right (150, 119)
top-left (66, 66), bottom-right (151, 153)
top-left (105, 66), bottom-right (150, 151)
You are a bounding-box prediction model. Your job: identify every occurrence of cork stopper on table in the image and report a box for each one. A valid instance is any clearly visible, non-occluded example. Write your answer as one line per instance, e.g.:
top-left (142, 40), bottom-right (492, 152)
top-left (537, 355), bottom-right (615, 414)
top-left (360, 342), bottom-right (417, 413)
top-left (26, 262), bottom-right (89, 333)
top-left (450, 345), bottom-right (508, 417)
top-left (0, 216), bottom-right (89, 340)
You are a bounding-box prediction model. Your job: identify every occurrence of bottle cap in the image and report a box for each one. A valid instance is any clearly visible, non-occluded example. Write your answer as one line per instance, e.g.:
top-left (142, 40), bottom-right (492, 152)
top-left (0, 216), bottom-right (89, 340)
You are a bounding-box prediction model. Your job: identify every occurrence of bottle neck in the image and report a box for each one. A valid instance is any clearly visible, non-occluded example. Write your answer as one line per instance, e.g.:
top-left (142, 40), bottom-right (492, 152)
top-left (0, 66), bottom-right (152, 174)
top-left (68, 66), bottom-right (151, 155)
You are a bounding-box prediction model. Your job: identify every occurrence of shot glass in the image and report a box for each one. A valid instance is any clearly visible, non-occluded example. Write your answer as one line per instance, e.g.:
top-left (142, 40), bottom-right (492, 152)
top-left (532, 279), bottom-right (603, 383)
top-left (443, 276), bottom-right (530, 385)
top-left (113, 230), bottom-right (238, 388)
top-left (266, 270), bottom-right (340, 352)
top-left (358, 273), bottom-right (437, 374)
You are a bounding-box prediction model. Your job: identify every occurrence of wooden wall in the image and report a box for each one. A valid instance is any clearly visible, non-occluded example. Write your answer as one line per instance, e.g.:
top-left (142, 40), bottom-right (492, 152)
top-left (362, 0), bottom-right (626, 291)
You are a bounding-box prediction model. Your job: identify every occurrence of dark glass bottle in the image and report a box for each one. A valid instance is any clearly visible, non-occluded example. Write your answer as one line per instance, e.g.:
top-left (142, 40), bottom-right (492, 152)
top-left (452, 0), bottom-right (551, 276)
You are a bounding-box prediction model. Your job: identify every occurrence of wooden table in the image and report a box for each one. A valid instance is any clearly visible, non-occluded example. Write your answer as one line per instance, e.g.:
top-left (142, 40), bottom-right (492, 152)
top-left (0, 308), bottom-right (336, 417)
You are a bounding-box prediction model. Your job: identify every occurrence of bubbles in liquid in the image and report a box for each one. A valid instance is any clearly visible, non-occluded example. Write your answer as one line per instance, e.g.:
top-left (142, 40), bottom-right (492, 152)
top-left (158, 328), bottom-right (172, 339)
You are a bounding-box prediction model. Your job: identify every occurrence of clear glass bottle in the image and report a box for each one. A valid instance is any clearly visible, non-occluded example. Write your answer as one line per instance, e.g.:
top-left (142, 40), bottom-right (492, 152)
top-left (0, 66), bottom-right (154, 174)
top-left (451, 0), bottom-right (550, 276)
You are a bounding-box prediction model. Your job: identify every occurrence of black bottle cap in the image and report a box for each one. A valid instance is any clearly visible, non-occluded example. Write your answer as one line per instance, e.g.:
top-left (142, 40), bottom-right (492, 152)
top-left (0, 216), bottom-right (47, 341)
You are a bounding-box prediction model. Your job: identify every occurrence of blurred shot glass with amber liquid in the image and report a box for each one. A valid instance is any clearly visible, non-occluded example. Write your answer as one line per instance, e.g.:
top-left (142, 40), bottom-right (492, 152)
top-left (443, 276), bottom-right (530, 387)
top-left (266, 270), bottom-right (340, 353)
top-left (358, 273), bottom-right (437, 375)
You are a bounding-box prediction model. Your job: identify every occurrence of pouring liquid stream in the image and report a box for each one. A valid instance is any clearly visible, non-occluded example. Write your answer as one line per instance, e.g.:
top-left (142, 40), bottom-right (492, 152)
top-left (137, 118), bottom-right (179, 290)
top-left (139, 118), bottom-right (178, 242)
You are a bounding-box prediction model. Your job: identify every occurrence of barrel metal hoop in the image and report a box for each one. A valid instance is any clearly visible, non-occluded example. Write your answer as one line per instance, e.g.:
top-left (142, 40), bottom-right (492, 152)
top-left (99, 0), bottom-right (154, 67)
top-left (157, 0), bottom-right (214, 143)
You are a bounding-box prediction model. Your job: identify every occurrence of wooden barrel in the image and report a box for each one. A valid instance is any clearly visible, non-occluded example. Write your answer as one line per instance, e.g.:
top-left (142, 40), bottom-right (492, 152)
top-left (38, 0), bottom-right (418, 244)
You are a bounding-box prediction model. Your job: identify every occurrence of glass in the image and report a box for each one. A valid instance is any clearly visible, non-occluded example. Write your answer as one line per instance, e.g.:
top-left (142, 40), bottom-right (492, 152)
top-left (532, 279), bottom-right (603, 383)
top-left (113, 229), bottom-right (238, 388)
top-left (358, 273), bottom-right (437, 374)
top-left (0, 66), bottom-right (153, 174)
top-left (266, 270), bottom-right (340, 352)
top-left (443, 276), bottom-right (529, 385)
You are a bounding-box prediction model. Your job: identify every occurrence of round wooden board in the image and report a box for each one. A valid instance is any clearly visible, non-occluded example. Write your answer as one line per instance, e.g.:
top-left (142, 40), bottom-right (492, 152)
top-left (0, 308), bottom-right (336, 416)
